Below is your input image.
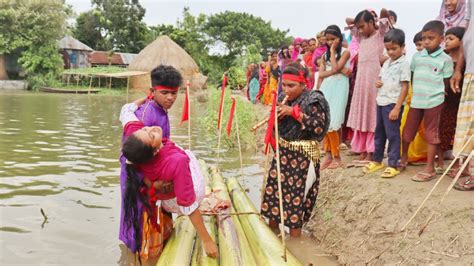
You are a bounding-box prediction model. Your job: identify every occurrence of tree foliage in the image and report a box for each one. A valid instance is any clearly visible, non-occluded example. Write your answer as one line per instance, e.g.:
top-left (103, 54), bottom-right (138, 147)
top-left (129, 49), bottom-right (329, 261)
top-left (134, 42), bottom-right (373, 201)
top-left (73, 0), bottom-right (148, 53)
top-left (0, 0), bottom-right (70, 78)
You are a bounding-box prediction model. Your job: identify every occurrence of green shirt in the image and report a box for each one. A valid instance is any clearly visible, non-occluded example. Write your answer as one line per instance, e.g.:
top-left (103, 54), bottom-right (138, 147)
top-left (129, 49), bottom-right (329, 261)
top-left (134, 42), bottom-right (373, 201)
top-left (410, 48), bottom-right (453, 109)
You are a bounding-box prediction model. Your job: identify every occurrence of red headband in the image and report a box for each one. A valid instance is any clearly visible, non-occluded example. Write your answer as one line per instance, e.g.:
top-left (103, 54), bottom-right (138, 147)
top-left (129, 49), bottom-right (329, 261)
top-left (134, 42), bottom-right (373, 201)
top-left (152, 85), bottom-right (179, 91)
top-left (282, 71), bottom-right (307, 83)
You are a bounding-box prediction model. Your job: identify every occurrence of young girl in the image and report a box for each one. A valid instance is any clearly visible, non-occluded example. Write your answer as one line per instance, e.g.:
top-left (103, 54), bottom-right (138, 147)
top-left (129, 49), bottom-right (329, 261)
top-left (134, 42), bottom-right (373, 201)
top-left (346, 9), bottom-right (391, 164)
top-left (120, 99), bottom-right (218, 260)
top-left (438, 26), bottom-right (465, 174)
top-left (318, 25), bottom-right (351, 169)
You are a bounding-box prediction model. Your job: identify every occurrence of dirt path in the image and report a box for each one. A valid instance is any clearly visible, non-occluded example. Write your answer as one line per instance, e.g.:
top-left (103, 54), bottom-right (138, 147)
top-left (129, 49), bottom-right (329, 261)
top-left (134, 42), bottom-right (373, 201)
top-left (306, 154), bottom-right (473, 265)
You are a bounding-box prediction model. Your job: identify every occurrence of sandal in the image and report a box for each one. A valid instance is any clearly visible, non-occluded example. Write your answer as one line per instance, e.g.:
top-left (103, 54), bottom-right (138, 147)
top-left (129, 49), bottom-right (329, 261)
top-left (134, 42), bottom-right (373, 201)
top-left (327, 160), bottom-right (344, 169)
top-left (411, 172), bottom-right (437, 182)
top-left (453, 176), bottom-right (474, 191)
top-left (448, 168), bottom-right (470, 178)
top-left (381, 167), bottom-right (400, 178)
top-left (363, 162), bottom-right (385, 174)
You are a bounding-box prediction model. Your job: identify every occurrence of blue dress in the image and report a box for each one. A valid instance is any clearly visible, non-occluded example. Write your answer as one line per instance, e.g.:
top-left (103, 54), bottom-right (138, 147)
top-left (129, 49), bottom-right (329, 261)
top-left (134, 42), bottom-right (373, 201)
top-left (249, 77), bottom-right (260, 103)
top-left (319, 49), bottom-right (350, 131)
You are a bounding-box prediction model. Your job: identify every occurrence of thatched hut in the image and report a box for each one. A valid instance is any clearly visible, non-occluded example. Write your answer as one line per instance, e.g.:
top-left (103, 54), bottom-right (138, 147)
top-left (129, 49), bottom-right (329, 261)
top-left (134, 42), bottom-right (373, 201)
top-left (128, 35), bottom-right (207, 91)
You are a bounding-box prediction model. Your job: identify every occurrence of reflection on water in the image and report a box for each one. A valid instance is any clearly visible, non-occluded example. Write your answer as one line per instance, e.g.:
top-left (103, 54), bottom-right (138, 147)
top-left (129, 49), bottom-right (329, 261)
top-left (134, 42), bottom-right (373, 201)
top-left (0, 90), bottom-right (266, 264)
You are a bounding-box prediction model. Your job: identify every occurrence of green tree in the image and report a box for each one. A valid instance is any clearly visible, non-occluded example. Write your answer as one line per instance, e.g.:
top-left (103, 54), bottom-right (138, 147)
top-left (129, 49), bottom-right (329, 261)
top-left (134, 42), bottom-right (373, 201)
top-left (205, 11), bottom-right (291, 61)
top-left (85, 0), bottom-right (149, 53)
top-left (0, 0), bottom-right (70, 80)
top-left (72, 10), bottom-right (109, 51)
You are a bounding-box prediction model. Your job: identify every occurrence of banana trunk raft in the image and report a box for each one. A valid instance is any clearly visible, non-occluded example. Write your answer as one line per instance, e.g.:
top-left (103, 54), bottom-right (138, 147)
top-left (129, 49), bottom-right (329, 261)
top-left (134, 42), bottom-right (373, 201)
top-left (156, 160), bottom-right (302, 266)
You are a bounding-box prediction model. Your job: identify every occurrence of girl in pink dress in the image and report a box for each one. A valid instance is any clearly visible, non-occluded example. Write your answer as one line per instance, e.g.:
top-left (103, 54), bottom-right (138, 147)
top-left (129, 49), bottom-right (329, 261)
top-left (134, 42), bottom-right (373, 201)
top-left (346, 9), bottom-right (391, 163)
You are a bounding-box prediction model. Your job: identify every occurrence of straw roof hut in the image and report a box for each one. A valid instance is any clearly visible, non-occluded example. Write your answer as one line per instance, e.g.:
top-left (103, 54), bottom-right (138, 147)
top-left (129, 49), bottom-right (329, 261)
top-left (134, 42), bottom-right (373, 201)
top-left (128, 35), bottom-right (207, 91)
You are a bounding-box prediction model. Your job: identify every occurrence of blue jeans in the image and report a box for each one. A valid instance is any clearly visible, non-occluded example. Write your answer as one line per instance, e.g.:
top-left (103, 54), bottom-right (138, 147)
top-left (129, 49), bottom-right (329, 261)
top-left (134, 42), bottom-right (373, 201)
top-left (373, 104), bottom-right (404, 168)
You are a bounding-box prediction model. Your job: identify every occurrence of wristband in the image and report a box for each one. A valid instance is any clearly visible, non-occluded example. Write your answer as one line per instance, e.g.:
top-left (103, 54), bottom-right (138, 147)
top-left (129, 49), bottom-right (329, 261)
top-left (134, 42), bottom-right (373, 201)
top-left (291, 105), bottom-right (302, 121)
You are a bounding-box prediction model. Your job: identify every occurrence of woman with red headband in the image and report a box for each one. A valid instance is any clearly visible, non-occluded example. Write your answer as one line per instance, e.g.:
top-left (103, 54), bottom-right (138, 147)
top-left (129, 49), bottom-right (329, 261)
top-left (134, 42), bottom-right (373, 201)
top-left (260, 62), bottom-right (330, 237)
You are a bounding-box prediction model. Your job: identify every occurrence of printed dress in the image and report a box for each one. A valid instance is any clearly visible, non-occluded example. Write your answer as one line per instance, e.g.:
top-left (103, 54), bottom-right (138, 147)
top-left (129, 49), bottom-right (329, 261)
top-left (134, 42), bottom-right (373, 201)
top-left (261, 90), bottom-right (330, 229)
top-left (346, 19), bottom-right (390, 153)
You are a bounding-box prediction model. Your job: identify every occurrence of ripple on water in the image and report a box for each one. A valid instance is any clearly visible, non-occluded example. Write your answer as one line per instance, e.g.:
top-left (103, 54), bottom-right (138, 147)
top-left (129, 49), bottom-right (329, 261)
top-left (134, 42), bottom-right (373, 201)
top-left (0, 227), bottom-right (31, 233)
top-left (35, 130), bottom-right (60, 134)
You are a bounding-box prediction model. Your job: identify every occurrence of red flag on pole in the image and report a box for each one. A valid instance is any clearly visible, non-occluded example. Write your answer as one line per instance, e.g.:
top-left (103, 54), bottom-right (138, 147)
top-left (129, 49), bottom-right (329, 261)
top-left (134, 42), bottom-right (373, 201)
top-left (264, 90), bottom-right (278, 154)
top-left (217, 73), bottom-right (228, 129)
top-left (179, 82), bottom-right (190, 127)
top-left (226, 97), bottom-right (236, 137)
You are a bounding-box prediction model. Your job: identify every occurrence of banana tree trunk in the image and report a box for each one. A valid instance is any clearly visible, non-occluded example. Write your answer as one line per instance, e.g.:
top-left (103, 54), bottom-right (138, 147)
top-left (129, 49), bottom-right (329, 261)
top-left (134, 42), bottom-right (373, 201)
top-left (0, 54), bottom-right (9, 80)
top-left (156, 215), bottom-right (196, 266)
top-left (226, 177), bottom-right (302, 265)
top-left (191, 161), bottom-right (218, 266)
top-left (210, 167), bottom-right (256, 266)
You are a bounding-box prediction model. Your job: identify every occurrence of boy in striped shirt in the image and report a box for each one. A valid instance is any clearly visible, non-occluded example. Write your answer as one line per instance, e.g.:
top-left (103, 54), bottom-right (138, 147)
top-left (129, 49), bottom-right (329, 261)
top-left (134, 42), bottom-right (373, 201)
top-left (401, 20), bottom-right (454, 182)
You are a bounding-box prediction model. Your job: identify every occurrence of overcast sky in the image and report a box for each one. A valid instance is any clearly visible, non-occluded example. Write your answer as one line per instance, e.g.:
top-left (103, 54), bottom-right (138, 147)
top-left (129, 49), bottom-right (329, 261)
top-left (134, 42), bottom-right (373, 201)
top-left (66, 0), bottom-right (442, 56)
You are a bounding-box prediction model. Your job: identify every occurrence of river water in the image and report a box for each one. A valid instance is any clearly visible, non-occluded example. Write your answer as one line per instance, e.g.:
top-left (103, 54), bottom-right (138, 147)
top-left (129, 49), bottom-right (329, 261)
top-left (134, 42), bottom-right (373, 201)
top-left (0, 90), bottom-right (268, 265)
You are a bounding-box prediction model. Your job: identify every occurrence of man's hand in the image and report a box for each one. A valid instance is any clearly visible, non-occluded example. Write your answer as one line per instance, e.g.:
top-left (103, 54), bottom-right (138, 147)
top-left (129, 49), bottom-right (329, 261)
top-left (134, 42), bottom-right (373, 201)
top-left (375, 80), bottom-right (383, 88)
top-left (450, 70), bottom-right (462, 93)
top-left (389, 106), bottom-right (401, 121)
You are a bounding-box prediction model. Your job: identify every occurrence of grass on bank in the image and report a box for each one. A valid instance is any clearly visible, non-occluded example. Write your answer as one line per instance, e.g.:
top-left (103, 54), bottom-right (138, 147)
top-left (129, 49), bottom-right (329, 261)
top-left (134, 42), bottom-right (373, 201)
top-left (200, 88), bottom-right (264, 151)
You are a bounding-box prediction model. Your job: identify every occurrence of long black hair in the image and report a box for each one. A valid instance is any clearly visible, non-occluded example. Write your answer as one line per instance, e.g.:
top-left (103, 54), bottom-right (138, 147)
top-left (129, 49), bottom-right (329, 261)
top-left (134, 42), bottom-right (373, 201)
top-left (324, 25), bottom-right (343, 62)
top-left (122, 134), bottom-right (155, 256)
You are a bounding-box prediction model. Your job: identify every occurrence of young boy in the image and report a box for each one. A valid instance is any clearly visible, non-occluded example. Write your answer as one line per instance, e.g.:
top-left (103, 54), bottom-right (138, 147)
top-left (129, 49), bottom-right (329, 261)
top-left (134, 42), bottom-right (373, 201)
top-left (438, 27), bottom-right (465, 174)
top-left (413, 31), bottom-right (423, 52)
top-left (363, 28), bottom-right (409, 177)
top-left (402, 20), bottom-right (454, 182)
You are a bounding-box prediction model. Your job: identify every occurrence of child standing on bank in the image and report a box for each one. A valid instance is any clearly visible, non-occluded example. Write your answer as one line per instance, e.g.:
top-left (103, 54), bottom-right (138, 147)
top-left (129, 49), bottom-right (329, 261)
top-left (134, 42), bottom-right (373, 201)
top-left (363, 29), bottom-right (409, 177)
top-left (401, 20), bottom-right (454, 182)
top-left (438, 26), bottom-right (465, 174)
top-left (345, 9), bottom-right (391, 164)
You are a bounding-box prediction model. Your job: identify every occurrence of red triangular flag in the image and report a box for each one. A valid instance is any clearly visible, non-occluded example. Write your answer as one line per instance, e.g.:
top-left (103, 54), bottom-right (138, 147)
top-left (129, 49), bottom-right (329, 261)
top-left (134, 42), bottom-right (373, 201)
top-left (217, 74), bottom-right (228, 129)
top-left (179, 83), bottom-right (190, 127)
top-left (226, 97), bottom-right (236, 137)
top-left (264, 90), bottom-right (278, 154)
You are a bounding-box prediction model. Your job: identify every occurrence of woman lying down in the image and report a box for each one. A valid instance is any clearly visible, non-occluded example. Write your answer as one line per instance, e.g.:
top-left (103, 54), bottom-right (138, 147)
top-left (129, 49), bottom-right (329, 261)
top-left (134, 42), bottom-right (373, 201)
top-left (120, 98), bottom-right (218, 260)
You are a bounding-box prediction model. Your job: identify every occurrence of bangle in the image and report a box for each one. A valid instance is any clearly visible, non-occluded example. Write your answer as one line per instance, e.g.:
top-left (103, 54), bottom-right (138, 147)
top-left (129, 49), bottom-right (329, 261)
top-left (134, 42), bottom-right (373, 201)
top-left (291, 105), bottom-right (302, 121)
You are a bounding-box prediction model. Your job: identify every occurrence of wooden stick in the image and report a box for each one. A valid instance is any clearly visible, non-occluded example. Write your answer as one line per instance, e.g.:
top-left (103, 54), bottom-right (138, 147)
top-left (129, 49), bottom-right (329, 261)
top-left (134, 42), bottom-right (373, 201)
top-left (126, 76), bottom-right (130, 103)
top-left (186, 81), bottom-right (191, 150)
top-left (260, 151), bottom-right (271, 201)
top-left (274, 93), bottom-right (287, 261)
top-left (88, 75), bottom-right (93, 94)
top-left (401, 135), bottom-right (473, 231)
top-left (216, 86), bottom-right (226, 163)
top-left (233, 99), bottom-right (245, 188)
top-left (418, 151), bottom-right (473, 236)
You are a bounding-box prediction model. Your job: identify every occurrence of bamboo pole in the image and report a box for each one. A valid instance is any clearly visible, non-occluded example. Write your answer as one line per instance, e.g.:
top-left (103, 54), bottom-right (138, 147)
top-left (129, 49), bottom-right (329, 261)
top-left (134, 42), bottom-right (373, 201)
top-left (260, 151), bottom-right (271, 201)
top-left (274, 96), bottom-right (287, 261)
top-left (88, 76), bottom-right (93, 94)
top-left (226, 177), bottom-right (303, 265)
top-left (187, 81), bottom-right (191, 150)
top-left (418, 151), bottom-right (473, 235)
top-left (156, 215), bottom-right (196, 266)
top-left (401, 135), bottom-right (473, 231)
top-left (233, 98), bottom-right (245, 188)
top-left (126, 76), bottom-right (130, 102)
top-left (210, 167), bottom-right (257, 266)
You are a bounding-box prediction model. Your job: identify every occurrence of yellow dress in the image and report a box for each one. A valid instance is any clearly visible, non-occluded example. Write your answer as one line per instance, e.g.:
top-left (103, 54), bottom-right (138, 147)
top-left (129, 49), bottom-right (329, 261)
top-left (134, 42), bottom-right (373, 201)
top-left (400, 85), bottom-right (428, 162)
top-left (263, 65), bottom-right (278, 105)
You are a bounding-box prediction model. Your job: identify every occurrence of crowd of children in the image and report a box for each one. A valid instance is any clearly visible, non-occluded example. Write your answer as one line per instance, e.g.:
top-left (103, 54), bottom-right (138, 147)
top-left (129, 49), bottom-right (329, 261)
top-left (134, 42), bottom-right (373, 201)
top-left (245, 1), bottom-right (473, 189)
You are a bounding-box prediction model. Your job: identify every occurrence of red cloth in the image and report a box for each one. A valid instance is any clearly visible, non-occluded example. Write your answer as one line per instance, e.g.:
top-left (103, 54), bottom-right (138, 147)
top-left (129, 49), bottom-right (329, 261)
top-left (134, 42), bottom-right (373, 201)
top-left (179, 86), bottom-right (189, 127)
top-left (123, 122), bottom-right (196, 207)
top-left (264, 90), bottom-right (278, 153)
top-left (226, 98), bottom-right (236, 137)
